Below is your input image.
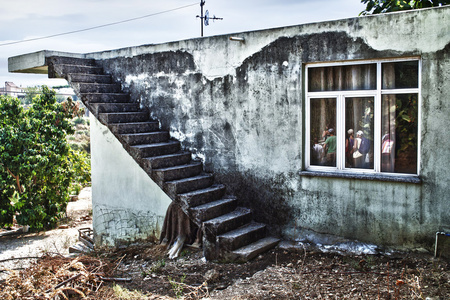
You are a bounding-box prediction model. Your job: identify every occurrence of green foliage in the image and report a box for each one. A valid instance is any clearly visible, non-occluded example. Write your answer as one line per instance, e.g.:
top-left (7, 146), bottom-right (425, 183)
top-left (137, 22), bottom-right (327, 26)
top-left (142, 259), bottom-right (166, 277)
top-left (68, 150), bottom-right (91, 195)
top-left (22, 86), bottom-right (41, 105)
top-left (73, 117), bottom-right (86, 125)
top-left (168, 274), bottom-right (186, 298)
top-left (179, 248), bottom-right (191, 257)
top-left (67, 115), bottom-right (91, 154)
top-left (360, 0), bottom-right (450, 15)
top-left (395, 94), bottom-right (418, 153)
top-left (0, 86), bottom-right (90, 230)
top-left (51, 85), bottom-right (71, 89)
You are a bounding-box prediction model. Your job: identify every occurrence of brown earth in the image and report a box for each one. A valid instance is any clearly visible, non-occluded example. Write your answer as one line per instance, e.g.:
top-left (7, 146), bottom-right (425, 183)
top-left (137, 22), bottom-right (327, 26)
top-left (1, 188), bottom-right (449, 299)
top-left (98, 242), bottom-right (449, 299)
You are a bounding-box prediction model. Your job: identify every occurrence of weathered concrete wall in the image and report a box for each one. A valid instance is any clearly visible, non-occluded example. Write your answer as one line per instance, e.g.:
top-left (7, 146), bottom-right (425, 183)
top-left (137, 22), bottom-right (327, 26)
top-left (87, 7), bottom-right (450, 249)
top-left (90, 116), bottom-right (172, 246)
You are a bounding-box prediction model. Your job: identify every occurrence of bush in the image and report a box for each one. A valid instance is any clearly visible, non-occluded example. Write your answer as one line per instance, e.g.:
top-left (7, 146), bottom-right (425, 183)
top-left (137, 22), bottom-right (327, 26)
top-left (0, 87), bottom-right (90, 230)
top-left (73, 117), bottom-right (85, 125)
top-left (69, 150), bottom-right (91, 194)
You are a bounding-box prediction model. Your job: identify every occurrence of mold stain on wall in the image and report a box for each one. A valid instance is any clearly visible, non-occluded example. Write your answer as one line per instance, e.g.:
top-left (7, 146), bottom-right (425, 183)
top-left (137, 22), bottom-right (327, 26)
top-left (92, 18), bottom-right (450, 248)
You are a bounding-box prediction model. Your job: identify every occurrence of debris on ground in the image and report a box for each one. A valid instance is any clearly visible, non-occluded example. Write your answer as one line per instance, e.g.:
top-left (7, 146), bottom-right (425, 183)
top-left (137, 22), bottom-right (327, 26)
top-left (1, 188), bottom-right (448, 299)
top-left (69, 228), bottom-right (94, 254)
top-left (1, 240), bottom-right (449, 299)
top-left (0, 253), bottom-right (119, 299)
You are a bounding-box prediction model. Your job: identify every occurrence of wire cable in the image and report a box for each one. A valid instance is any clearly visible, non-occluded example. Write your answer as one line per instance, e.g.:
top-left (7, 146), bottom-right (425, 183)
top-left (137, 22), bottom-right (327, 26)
top-left (0, 2), bottom-right (199, 47)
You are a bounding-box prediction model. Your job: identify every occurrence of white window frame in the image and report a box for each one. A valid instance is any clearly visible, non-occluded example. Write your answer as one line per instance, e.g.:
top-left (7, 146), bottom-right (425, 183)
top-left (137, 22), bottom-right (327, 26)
top-left (305, 58), bottom-right (421, 176)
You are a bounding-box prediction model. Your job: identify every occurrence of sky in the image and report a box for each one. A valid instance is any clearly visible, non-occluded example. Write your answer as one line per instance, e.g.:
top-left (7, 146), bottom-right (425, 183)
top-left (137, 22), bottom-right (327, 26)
top-left (1, 0), bottom-right (367, 88)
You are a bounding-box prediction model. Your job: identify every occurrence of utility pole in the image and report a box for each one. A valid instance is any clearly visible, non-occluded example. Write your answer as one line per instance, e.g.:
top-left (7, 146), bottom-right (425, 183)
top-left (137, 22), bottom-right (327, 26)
top-left (196, 0), bottom-right (222, 37)
top-left (200, 0), bottom-right (205, 37)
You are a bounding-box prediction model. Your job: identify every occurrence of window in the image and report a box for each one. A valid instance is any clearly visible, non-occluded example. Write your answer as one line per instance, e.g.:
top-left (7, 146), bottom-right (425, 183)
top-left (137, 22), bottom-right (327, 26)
top-left (305, 59), bottom-right (420, 175)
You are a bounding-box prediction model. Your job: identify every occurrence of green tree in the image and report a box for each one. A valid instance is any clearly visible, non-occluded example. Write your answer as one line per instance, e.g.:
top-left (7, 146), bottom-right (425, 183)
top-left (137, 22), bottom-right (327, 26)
top-left (0, 86), bottom-right (90, 230)
top-left (360, 0), bottom-right (450, 15)
top-left (22, 86), bottom-right (41, 105)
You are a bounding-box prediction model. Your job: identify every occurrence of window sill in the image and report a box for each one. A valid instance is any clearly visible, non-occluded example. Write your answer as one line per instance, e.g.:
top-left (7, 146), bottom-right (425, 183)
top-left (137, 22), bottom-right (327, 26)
top-left (299, 170), bottom-right (421, 184)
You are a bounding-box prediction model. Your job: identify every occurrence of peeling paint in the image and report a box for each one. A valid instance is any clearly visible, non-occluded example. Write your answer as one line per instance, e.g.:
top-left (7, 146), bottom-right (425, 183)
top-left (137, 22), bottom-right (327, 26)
top-left (192, 152), bottom-right (206, 163)
top-left (170, 126), bottom-right (195, 143)
top-left (125, 73), bottom-right (149, 84)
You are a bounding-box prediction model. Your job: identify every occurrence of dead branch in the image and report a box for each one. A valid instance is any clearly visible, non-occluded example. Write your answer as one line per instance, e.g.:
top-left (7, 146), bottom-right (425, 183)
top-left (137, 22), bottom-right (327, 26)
top-left (0, 256), bottom-right (41, 263)
top-left (111, 254), bottom-right (126, 273)
top-left (41, 252), bottom-right (66, 259)
top-left (168, 280), bottom-right (209, 300)
top-left (97, 275), bottom-right (132, 282)
top-left (5, 166), bottom-right (23, 194)
top-left (45, 273), bottom-right (83, 293)
top-left (0, 267), bottom-right (25, 273)
top-left (51, 287), bottom-right (86, 299)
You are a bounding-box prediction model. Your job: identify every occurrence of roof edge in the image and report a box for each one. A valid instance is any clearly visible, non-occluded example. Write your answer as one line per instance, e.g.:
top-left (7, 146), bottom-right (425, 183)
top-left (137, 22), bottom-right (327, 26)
top-left (8, 50), bottom-right (85, 74)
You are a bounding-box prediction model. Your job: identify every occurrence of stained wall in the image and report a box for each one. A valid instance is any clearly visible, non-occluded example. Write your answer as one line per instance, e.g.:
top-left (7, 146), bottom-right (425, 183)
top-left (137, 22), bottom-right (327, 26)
top-left (83, 7), bottom-right (450, 249)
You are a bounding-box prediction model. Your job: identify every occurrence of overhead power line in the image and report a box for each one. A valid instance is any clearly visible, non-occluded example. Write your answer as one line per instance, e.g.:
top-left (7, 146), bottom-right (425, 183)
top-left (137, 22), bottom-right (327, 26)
top-left (0, 2), bottom-right (199, 47)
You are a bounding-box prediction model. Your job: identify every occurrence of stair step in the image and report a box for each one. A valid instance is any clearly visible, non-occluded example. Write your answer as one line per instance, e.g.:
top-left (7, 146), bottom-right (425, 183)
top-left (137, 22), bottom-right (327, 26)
top-left (68, 73), bottom-right (112, 84)
top-left (51, 55), bottom-right (281, 264)
top-left (90, 103), bottom-right (140, 114)
top-left (153, 161), bottom-right (203, 183)
top-left (109, 121), bottom-right (160, 134)
top-left (82, 93), bottom-right (130, 104)
top-left (178, 184), bottom-right (226, 207)
top-left (99, 112), bottom-right (148, 124)
top-left (203, 207), bottom-right (252, 236)
top-left (122, 131), bottom-right (169, 146)
top-left (164, 174), bottom-right (214, 197)
top-left (48, 56), bottom-right (96, 66)
top-left (232, 237), bottom-right (280, 262)
top-left (56, 64), bottom-right (103, 75)
top-left (190, 196), bottom-right (237, 223)
top-left (218, 222), bottom-right (266, 252)
top-left (74, 82), bottom-right (121, 94)
top-left (143, 151), bottom-right (192, 171)
top-left (131, 140), bottom-right (180, 158)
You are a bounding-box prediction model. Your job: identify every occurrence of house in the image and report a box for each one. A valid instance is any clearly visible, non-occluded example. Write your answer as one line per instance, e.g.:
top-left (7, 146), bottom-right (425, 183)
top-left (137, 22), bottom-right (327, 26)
top-left (8, 6), bottom-right (450, 259)
top-left (0, 81), bottom-right (24, 98)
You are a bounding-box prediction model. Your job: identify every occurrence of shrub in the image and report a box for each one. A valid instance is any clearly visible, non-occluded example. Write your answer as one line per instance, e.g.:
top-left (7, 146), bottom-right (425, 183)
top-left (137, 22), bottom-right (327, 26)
top-left (73, 117), bottom-right (85, 125)
top-left (0, 87), bottom-right (90, 230)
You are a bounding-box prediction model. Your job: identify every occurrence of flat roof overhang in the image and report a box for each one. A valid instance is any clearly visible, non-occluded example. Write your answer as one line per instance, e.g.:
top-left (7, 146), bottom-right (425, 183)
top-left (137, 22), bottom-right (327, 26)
top-left (8, 50), bottom-right (85, 74)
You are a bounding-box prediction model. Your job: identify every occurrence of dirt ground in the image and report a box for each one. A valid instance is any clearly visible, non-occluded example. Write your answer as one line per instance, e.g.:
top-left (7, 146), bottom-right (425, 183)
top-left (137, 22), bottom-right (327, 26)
top-left (103, 243), bottom-right (449, 299)
top-left (0, 187), bottom-right (93, 279)
top-left (1, 188), bottom-right (449, 299)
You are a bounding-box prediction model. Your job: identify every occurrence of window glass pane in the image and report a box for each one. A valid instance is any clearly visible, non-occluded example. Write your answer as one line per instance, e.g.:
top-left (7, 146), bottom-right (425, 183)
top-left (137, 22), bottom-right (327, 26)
top-left (382, 61), bottom-right (418, 89)
top-left (308, 64), bottom-right (376, 92)
top-left (345, 97), bottom-right (374, 170)
top-left (310, 98), bottom-right (336, 167)
top-left (381, 94), bottom-right (418, 174)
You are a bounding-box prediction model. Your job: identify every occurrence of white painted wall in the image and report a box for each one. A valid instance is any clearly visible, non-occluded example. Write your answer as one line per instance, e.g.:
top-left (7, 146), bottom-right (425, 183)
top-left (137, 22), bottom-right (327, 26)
top-left (90, 116), bottom-right (172, 246)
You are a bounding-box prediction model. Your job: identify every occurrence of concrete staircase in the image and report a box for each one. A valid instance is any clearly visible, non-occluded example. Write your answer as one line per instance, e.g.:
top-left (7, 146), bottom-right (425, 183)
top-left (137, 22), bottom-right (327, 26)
top-left (47, 56), bottom-right (279, 262)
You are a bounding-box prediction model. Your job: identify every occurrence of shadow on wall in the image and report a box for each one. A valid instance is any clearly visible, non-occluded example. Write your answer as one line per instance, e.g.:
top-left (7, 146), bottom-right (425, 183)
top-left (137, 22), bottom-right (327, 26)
top-left (215, 170), bottom-right (296, 234)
